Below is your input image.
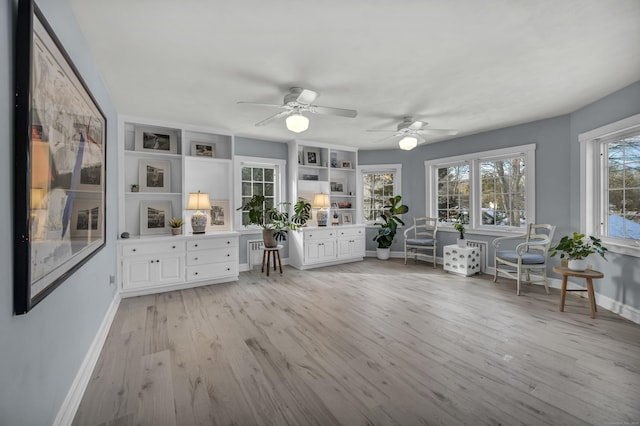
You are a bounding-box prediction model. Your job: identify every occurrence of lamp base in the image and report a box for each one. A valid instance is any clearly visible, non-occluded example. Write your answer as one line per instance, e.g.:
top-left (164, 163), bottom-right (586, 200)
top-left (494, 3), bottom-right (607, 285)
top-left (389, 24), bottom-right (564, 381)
top-left (191, 211), bottom-right (208, 234)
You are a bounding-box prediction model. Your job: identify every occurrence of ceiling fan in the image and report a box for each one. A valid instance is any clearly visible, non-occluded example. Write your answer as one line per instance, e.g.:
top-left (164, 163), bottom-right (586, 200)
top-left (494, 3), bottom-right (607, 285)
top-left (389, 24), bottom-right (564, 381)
top-left (238, 87), bottom-right (357, 133)
top-left (367, 116), bottom-right (458, 150)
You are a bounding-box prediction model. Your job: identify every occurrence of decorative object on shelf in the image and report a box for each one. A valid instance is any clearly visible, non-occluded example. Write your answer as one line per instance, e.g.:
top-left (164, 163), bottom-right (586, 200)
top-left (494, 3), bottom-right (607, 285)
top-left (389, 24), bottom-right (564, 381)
top-left (304, 148), bottom-right (320, 165)
top-left (139, 159), bottom-right (171, 192)
top-left (331, 202), bottom-right (339, 208)
top-left (332, 212), bottom-right (340, 226)
top-left (338, 202), bottom-right (352, 208)
top-left (134, 126), bottom-right (178, 154)
top-left (169, 217), bottom-right (183, 235)
top-left (372, 195), bottom-right (409, 260)
top-left (131, 184), bottom-right (139, 192)
top-left (238, 195), bottom-right (310, 247)
top-left (302, 174), bottom-right (318, 181)
top-left (313, 193), bottom-right (330, 227)
top-left (342, 212), bottom-right (353, 224)
top-left (187, 191), bottom-right (212, 234)
top-left (286, 113), bottom-right (309, 133)
top-left (549, 232), bottom-right (608, 271)
top-left (13, 1), bottom-right (107, 314)
top-left (341, 160), bottom-right (352, 169)
top-left (330, 151), bottom-right (338, 168)
top-left (190, 141), bottom-right (215, 158)
top-left (330, 178), bottom-right (346, 194)
top-left (453, 221), bottom-right (466, 247)
top-left (120, 232), bottom-right (130, 239)
top-left (140, 200), bottom-right (172, 235)
top-left (206, 199), bottom-right (231, 231)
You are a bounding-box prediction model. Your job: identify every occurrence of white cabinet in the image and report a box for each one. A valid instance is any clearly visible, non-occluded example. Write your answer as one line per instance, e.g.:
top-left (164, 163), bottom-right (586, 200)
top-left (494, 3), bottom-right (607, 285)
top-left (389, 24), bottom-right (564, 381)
top-left (290, 225), bottom-right (365, 269)
top-left (119, 233), bottom-right (239, 296)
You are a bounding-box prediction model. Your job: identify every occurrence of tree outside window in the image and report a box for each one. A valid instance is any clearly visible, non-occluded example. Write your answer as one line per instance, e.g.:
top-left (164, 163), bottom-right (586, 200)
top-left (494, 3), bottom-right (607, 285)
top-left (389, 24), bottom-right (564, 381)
top-left (480, 157), bottom-right (526, 228)
top-left (437, 164), bottom-right (470, 224)
top-left (363, 172), bottom-right (395, 222)
top-left (240, 166), bottom-right (275, 226)
top-left (606, 136), bottom-right (640, 240)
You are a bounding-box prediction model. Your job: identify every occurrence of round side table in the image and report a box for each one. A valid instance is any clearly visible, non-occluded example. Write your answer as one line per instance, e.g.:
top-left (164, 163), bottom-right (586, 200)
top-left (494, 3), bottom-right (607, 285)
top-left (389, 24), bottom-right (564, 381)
top-left (552, 266), bottom-right (604, 318)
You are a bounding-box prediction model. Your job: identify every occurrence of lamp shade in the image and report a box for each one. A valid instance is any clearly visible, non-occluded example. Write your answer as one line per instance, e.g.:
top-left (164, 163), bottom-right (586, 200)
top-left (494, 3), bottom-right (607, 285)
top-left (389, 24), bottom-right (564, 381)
top-left (286, 113), bottom-right (309, 133)
top-left (398, 136), bottom-right (418, 151)
top-left (186, 191), bottom-right (211, 211)
top-left (312, 193), bottom-right (330, 209)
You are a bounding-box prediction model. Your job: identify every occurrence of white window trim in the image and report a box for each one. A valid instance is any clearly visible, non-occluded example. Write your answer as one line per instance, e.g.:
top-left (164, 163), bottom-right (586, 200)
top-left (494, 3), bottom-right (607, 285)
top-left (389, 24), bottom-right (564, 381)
top-left (425, 143), bottom-right (536, 235)
top-left (234, 156), bottom-right (287, 232)
top-left (579, 113), bottom-right (640, 257)
top-left (357, 164), bottom-right (402, 226)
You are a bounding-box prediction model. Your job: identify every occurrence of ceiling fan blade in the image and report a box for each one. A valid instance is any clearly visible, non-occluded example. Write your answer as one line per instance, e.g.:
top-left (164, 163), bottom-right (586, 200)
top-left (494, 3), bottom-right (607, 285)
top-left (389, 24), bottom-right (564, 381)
top-left (366, 129), bottom-right (398, 133)
top-left (255, 110), bottom-right (292, 127)
top-left (294, 88), bottom-right (319, 104)
top-left (237, 101), bottom-right (286, 109)
top-left (415, 128), bottom-right (459, 136)
top-left (407, 120), bottom-right (427, 130)
top-left (371, 133), bottom-right (401, 144)
top-left (310, 105), bottom-right (357, 118)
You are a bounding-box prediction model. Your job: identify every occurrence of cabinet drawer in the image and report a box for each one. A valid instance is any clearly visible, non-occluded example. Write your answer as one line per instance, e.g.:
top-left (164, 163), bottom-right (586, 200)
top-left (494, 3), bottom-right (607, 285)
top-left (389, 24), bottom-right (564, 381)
top-left (186, 247), bottom-right (238, 266)
top-left (122, 241), bottom-right (185, 256)
top-left (187, 237), bottom-right (238, 251)
top-left (304, 229), bottom-right (336, 241)
top-left (336, 227), bottom-right (364, 238)
top-left (187, 261), bottom-right (237, 281)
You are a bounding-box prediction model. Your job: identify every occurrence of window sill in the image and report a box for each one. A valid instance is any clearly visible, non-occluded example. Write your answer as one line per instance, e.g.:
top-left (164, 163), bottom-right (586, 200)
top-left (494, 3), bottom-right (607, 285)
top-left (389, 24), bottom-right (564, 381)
top-left (600, 238), bottom-right (640, 258)
top-left (439, 228), bottom-right (525, 238)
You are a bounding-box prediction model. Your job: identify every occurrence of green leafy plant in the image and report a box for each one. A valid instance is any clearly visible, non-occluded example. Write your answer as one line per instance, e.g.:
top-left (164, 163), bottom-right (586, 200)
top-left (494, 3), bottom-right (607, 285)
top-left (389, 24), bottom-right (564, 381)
top-left (238, 195), bottom-right (311, 241)
top-left (453, 222), bottom-right (465, 238)
top-left (549, 232), bottom-right (608, 260)
top-left (168, 218), bottom-right (184, 228)
top-left (372, 195), bottom-right (409, 249)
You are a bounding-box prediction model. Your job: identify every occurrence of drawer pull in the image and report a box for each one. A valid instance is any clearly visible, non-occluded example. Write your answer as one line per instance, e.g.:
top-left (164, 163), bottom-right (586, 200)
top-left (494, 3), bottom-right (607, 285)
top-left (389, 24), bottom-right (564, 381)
top-left (156, 259), bottom-right (160, 262)
top-left (195, 272), bottom-right (198, 275)
top-left (172, 245), bottom-right (176, 249)
top-left (227, 241), bottom-right (230, 244)
top-left (194, 244), bottom-right (198, 247)
top-left (150, 260), bottom-right (154, 263)
top-left (194, 257), bottom-right (198, 261)
top-left (132, 248), bottom-right (136, 252)
top-left (227, 254), bottom-right (230, 257)
top-left (227, 268), bottom-right (230, 271)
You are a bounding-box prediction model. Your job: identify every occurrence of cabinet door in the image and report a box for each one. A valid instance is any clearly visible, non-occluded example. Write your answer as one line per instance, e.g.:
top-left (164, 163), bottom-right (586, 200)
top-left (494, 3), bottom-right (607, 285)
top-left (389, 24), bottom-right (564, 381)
top-left (156, 254), bottom-right (185, 285)
top-left (305, 240), bottom-right (335, 264)
top-left (122, 256), bottom-right (154, 290)
top-left (337, 238), bottom-right (352, 258)
top-left (321, 240), bottom-right (336, 260)
top-left (352, 235), bottom-right (365, 257)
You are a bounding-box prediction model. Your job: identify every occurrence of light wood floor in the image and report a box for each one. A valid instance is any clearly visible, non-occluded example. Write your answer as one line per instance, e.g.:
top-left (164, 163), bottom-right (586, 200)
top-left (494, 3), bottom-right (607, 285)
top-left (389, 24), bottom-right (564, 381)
top-left (74, 259), bottom-right (640, 425)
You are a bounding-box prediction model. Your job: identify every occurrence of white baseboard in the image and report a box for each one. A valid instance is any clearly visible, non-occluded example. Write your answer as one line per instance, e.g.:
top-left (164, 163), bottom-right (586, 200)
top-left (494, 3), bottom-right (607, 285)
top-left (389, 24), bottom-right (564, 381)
top-left (53, 293), bottom-right (121, 426)
top-left (239, 257), bottom-right (289, 272)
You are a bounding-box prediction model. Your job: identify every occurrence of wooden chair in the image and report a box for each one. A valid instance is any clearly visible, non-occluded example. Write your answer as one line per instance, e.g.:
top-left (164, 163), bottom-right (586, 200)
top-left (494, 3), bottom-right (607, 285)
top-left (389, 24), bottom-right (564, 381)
top-left (403, 217), bottom-right (438, 268)
top-left (493, 223), bottom-right (556, 295)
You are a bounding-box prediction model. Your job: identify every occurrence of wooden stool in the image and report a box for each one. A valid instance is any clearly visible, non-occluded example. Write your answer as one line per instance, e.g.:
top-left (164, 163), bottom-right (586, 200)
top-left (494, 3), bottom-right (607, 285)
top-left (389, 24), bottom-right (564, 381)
top-left (261, 245), bottom-right (283, 276)
top-left (553, 266), bottom-right (604, 318)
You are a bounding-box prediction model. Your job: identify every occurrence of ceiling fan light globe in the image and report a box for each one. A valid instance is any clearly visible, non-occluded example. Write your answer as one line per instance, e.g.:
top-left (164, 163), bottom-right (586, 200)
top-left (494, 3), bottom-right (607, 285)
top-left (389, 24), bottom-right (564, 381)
top-left (399, 136), bottom-right (418, 150)
top-left (286, 113), bottom-right (309, 133)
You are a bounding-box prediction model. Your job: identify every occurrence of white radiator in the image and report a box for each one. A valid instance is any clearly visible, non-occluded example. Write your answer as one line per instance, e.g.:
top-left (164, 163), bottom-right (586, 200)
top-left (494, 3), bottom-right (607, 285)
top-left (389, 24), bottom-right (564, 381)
top-left (465, 240), bottom-right (488, 273)
top-left (247, 240), bottom-right (264, 269)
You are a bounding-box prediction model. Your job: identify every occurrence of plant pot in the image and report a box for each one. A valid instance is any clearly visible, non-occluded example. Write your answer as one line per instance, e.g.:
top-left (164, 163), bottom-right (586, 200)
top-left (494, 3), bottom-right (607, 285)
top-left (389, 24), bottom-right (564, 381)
top-left (263, 229), bottom-right (278, 248)
top-left (376, 247), bottom-right (391, 260)
top-left (171, 226), bottom-right (182, 236)
top-left (457, 238), bottom-right (466, 248)
top-left (568, 259), bottom-right (587, 271)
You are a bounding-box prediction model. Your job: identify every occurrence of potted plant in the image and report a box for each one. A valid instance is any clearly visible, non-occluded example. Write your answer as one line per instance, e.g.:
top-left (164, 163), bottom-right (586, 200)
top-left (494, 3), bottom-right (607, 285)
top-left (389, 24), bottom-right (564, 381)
top-left (238, 195), bottom-right (311, 247)
top-left (453, 221), bottom-right (466, 247)
top-left (169, 217), bottom-right (183, 235)
top-left (372, 195), bottom-right (409, 260)
top-left (549, 232), bottom-right (608, 271)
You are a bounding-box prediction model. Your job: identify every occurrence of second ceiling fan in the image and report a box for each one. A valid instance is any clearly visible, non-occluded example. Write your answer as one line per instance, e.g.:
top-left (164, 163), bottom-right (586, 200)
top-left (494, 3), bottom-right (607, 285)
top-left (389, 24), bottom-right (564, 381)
top-left (368, 117), bottom-right (458, 150)
top-left (238, 87), bottom-right (357, 133)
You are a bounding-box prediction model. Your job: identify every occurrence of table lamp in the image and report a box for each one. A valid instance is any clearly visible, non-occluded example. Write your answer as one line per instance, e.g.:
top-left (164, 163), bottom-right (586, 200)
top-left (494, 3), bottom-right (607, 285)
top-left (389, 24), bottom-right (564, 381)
top-left (186, 191), bottom-right (211, 234)
top-left (312, 193), bottom-right (330, 227)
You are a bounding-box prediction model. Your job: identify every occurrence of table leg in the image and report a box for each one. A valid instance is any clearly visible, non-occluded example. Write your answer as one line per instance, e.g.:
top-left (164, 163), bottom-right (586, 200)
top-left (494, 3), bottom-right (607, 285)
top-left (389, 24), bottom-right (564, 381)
top-left (559, 276), bottom-right (568, 312)
top-left (266, 251), bottom-right (271, 276)
top-left (276, 250), bottom-right (283, 274)
top-left (261, 250), bottom-right (267, 273)
top-left (586, 278), bottom-right (597, 318)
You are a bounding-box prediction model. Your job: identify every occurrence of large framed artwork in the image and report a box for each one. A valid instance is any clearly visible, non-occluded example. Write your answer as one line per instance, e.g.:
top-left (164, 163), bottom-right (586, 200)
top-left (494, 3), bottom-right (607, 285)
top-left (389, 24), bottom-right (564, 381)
top-left (14, 0), bottom-right (107, 314)
top-left (140, 201), bottom-right (172, 235)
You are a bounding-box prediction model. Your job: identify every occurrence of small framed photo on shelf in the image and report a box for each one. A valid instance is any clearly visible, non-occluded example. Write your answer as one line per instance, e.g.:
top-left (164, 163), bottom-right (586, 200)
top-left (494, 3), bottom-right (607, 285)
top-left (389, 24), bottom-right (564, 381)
top-left (140, 200), bottom-right (172, 235)
top-left (134, 126), bottom-right (178, 154)
top-left (331, 202), bottom-right (339, 208)
top-left (303, 148), bottom-right (320, 165)
top-left (330, 178), bottom-right (346, 194)
top-left (302, 174), bottom-right (318, 181)
top-left (206, 200), bottom-right (231, 231)
top-left (341, 212), bottom-right (353, 224)
top-left (191, 141), bottom-right (215, 158)
top-left (139, 159), bottom-right (171, 192)
top-left (340, 160), bottom-right (352, 169)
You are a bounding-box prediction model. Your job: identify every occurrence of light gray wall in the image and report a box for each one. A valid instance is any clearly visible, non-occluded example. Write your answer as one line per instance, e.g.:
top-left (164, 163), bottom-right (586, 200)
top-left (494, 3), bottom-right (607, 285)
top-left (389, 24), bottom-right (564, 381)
top-left (569, 81), bottom-right (640, 310)
top-left (0, 0), bottom-right (118, 424)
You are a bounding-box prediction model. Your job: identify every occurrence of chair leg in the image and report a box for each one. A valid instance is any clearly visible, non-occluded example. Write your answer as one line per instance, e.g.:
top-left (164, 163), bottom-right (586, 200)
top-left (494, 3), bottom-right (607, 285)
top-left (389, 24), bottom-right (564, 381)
top-left (542, 268), bottom-right (550, 295)
top-left (404, 245), bottom-right (407, 264)
top-left (433, 249), bottom-right (436, 269)
top-left (516, 263), bottom-right (522, 296)
top-left (493, 258), bottom-right (499, 283)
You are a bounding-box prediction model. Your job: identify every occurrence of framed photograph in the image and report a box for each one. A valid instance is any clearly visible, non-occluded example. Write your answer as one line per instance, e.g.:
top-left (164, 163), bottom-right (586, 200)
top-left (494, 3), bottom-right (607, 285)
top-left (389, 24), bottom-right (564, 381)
top-left (342, 212), bottom-right (353, 224)
top-left (206, 200), bottom-right (231, 231)
top-left (302, 174), bottom-right (319, 181)
top-left (304, 148), bottom-right (320, 165)
top-left (341, 160), bottom-right (352, 169)
top-left (13, 2), bottom-right (107, 314)
top-left (70, 198), bottom-right (103, 239)
top-left (191, 141), bottom-right (215, 158)
top-left (330, 178), bottom-right (346, 194)
top-left (331, 202), bottom-right (339, 208)
top-left (134, 126), bottom-right (178, 154)
top-left (139, 159), bottom-right (171, 192)
top-left (140, 201), bottom-right (172, 235)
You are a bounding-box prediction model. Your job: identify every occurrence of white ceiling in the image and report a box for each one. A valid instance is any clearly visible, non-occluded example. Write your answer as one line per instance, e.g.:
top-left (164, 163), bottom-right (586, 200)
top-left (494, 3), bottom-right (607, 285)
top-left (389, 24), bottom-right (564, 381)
top-left (68, 0), bottom-right (640, 150)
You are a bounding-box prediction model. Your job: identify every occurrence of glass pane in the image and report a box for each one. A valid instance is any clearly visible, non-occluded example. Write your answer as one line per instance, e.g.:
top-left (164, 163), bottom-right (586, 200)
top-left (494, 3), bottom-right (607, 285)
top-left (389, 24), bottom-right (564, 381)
top-left (241, 182), bottom-right (252, 196)
top-left (242, 212), bottom-right (249, 226)
top-left (253, 182), bottom-right (263, 196)
top-left (241, 167), bottom-right (252, 181)
top-left (252, 168), bottom-right (263, 181)
top-left (264, 168), bottom-right (274, 182)
top-left (264, 197), bottom-right (274, 210)
top-left (608, 189), bottom-right (624, 214)
top-left (264, 183), bottom-right (274, 197)
top-left (626, 188), bottom-right (640, 211)
top-left (242, 197), bottom-right (251, 207)
top-left (624, 215), bottom-right (640, 240)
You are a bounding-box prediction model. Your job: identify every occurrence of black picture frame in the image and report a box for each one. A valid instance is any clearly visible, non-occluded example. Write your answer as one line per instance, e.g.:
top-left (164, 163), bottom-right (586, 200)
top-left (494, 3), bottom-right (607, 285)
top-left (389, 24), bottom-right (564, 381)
top-left (14, 0), bottom-right (107, 314)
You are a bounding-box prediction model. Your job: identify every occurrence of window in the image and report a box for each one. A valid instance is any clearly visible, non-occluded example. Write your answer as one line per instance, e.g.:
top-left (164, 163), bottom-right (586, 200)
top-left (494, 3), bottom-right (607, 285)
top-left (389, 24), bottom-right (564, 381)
top-left (580, 113), bottom-right (640, 256)
top-left (234, 156), bottom-right (286, 229)
top-left (359, 164), bottom-right (402, 223)
top-left (426, 144), bottom-right (535, 233)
